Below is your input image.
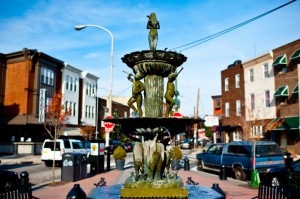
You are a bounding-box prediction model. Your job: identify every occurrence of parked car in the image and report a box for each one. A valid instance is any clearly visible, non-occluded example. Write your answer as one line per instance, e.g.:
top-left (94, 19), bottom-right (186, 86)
top-left (110, 140), bottom-right (121, 153)
top-left (41, 139), bottom-right (89, 167)
top-left (263, 159), bottom-right (300, 188)
top-left (280, 148), bottom-right (293, 166)
top-left (123, 142), bottom-right (134, 152)
top-left (196, 141), bottom-right (285, 181)
top-left (180, 139), bottom-right (194, 149)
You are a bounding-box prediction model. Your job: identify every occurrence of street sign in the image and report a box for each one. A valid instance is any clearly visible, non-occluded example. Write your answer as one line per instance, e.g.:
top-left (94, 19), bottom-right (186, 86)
top-left (172, 112), bottom-right (183, 118)
top-left (103, 115), bottom-right (115, 130)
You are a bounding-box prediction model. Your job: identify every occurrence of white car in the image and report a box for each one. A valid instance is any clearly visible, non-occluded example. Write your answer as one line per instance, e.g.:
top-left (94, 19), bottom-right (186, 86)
top-left (41, 139), bottom-right (89, 167)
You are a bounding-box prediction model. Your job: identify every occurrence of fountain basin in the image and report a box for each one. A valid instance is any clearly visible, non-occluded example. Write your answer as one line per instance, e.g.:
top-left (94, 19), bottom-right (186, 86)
top-left (87, 184), bottom-right (224, 199)
top-left (104, 117), bottom-right (202, 140)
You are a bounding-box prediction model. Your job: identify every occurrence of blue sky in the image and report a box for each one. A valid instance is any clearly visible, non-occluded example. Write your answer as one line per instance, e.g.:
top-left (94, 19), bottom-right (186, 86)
top-left (1, 0), bottom-right (300, 117)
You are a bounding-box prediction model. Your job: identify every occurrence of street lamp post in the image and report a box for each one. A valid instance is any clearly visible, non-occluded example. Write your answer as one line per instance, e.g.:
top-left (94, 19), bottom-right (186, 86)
top-left (74, 24), bottom-right (114, 146)
top-left (74, 24), bottom-right (114, 116)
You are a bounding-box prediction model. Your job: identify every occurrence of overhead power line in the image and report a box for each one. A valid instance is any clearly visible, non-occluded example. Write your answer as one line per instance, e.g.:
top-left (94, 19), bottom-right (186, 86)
top-left (171, 0), bottom-right (296, 52)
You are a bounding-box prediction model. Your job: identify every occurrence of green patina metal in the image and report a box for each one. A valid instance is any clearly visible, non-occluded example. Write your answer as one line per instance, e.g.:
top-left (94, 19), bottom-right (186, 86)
top-left (112, 13), bottom-right (200, 198)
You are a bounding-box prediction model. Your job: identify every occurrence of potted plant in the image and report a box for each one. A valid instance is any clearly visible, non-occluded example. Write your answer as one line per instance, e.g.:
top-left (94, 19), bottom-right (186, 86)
top-left (169, 146), bottom-right (183, 170)
top-left (113, 146), bottom-right (127, 170)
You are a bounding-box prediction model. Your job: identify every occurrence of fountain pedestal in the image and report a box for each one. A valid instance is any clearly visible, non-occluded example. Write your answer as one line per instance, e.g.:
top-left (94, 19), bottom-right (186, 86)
top-left (120, 187), bottom-right (188, 198)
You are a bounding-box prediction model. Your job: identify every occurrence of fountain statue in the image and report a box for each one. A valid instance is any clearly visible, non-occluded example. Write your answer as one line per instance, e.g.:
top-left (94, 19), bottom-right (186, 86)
top-left (90, 12), bottom-right (228, 199)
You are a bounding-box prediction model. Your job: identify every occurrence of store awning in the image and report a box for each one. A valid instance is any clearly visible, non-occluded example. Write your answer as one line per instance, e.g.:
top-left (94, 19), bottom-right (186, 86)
top-left (272, 54), bottom-right (287, 67)
top-left (274, 85), bottom-right (289, 97)
top-left (59, 127), bottom-right (83, 136)
top-left (292, 84), bottom-right (298, 94)
top-left (291, 49), bottom-right (300, 60)
top-left (269, 116), bottom-right (299, 131)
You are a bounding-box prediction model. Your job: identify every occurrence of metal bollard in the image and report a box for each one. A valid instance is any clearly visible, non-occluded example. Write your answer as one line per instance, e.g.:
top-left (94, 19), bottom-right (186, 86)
top-left (20, 171), bottom-right (29, 187)
top-left (219, 165), bottom-right (227, 180)
top-left (184, 156), bottom-right (190, 171)
top-left (67, 184), bottom-right (86, 199)
top-left (212, 183), bottom-right (226, 199)
top-left (106, 146), bottom-right (111, 171)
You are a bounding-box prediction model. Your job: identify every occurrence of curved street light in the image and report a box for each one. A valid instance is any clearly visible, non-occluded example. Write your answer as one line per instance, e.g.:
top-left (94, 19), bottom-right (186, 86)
top-left (74, 24), bottom-right (114, 146)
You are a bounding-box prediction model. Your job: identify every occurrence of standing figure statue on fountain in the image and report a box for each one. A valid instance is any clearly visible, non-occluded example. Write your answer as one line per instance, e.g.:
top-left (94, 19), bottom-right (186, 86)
top-left (147, 12), bottom-right (160, 51)
top-left (127, 73), bottom-right (144, 117)
top-left (164, 68), bottom-right (183, 117)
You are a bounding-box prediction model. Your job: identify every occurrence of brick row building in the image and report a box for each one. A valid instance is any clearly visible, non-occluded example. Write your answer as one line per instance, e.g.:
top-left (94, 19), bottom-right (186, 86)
top-left (0, 48), bottom-right (130, 154)
top-left (212, 39), bottom-right (300, 153)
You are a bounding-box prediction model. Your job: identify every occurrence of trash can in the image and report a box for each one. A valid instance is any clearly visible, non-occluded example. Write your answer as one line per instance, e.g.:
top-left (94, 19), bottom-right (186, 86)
top-left (61, 153), bottom-right (87, 182)
top-left (89, 141), bottom-right (105, 175)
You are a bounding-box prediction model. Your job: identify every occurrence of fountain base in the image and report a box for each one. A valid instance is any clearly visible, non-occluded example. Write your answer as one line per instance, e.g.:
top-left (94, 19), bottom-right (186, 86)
top-left (120, 187), bottom-right (188, 198)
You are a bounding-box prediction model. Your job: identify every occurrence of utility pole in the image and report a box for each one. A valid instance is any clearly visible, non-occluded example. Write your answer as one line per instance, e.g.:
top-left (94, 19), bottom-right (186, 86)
top-left (194, 88), bottom-right (199, 148)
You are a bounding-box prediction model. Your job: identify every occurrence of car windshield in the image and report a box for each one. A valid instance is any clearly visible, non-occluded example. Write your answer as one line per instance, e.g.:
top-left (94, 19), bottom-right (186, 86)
top-left (72, 142), bottom-right (85, 149)
top-left (256, 145), bottom-right (282, 156)
top-left (44, 142), bottom-right (60, 151)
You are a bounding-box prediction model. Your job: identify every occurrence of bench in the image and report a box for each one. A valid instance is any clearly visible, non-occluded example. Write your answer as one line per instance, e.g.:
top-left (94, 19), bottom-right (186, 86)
top-left (252, 184), bottom-right (300, 199)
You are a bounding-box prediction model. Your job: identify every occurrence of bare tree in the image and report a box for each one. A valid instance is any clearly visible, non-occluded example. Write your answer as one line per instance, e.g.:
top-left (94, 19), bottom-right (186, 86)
top-left (43, 92), bottom-right (71, 183)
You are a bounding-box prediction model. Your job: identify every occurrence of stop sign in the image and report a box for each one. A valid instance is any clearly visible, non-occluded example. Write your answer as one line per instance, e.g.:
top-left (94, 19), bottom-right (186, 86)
top-left (103, 115), bottom-right (115, 129)
top-left (172, 112), bottom-right (183, 118)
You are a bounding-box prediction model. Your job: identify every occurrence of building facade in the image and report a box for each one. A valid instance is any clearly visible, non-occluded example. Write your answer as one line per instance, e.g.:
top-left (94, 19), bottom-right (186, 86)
top-left (221, 60), bottom-right (245, 142)
top-left (0, 48), bottom-right (109, 154)
top-left (1, 48), bottom-right (64, 144)
top-left (243, 52), bottom-right (276, 139)
top-left (0, 53), bottom-right (6, 115)
top-left (269, 39), bottom-right (300, 150)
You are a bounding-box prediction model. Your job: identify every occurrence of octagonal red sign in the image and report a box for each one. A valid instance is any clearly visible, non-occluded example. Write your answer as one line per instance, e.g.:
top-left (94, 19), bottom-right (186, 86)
top-left (172, 112), bottom-right (183, 118)
top-left (103, 115), bottom-right (114, 129)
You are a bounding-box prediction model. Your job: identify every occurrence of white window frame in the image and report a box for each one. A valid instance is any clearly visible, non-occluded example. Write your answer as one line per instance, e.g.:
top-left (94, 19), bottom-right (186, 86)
top-left (225, 102), bottom-right (229, 117)
top-left (225, 78), bottom-right (229, 91)
top-left (249, 68), bottom-right (254, 82)
top-left (236, 100), bottom-right (241, 116)
top-left (264, 63), bottom-right (269, 78)
top-left (265, 90), bottom-right (271, 108)
top-left (251, 93), bottom-right (255, 110)
top-left (235, 74), bottom-right (240, 88)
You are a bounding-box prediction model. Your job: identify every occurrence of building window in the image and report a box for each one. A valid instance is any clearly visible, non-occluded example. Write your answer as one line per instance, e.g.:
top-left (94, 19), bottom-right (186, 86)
top-left (65, 101), bottom-right (69, 113)
top-left (251, 93), bottom-right (255, 110)
top-left (41, 67), bottom-right (54, 86)
top-left (236, 100), bottom-right (241, 116)
top-left (85, 105), bottom-right (88, 118)
top-left (74, 79), bottom-right (77, 92)
top-left (225, 102), bottom-right (229, 117)
top-left (235, 74), bottom-right (240, 88)
top-left (225, 78), bottom-right (229, 91)
top-left (249, 69), bottom-right (254, 82)
top-left (70, 77), bottom-right (73, 91)
top-left (66, 75), bottom-right (69, 90)
top-left (265, 90), bottom-right (270, 107)
top-left (264, 63), bottom-right (269, 78)
top-left (216, 99), bottom-right (221, 109)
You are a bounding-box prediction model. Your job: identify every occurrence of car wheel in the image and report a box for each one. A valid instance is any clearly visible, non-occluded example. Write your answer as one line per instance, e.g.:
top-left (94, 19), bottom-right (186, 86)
top-left (270, 176), bottom-right (281, 187)
top-left (45, 161), bottom-right (53, 167)
top-left (234, 166), bottom-right (246, 181)
top-left (197, 159), bottom-right (203, 171)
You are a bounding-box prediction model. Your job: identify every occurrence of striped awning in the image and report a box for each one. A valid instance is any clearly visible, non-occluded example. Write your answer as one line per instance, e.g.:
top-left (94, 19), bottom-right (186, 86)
top-left (274, 85), bottom-right (289, 97)
top-left (292, 84), bottom-right (298, 94)
top-left (291, 49), bottom-right (300, 60)
top-left (272, 54), bottom-right (287, 67)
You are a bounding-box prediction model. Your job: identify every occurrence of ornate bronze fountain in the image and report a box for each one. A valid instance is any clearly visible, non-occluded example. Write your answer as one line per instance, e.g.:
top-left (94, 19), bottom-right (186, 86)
top-left (103, 12), bottom-right (203, 199)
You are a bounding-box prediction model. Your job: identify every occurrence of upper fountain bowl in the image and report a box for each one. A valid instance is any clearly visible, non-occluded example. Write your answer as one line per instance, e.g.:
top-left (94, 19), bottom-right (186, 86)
top-left (121, 50), bottom-right (187, 77)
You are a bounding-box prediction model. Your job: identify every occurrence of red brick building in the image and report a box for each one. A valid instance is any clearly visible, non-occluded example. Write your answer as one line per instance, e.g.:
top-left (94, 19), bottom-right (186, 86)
top-left (269, 39), bottom-right (300, 150)
top-left (221, 60), bottom-right (245, 142)
top-left (1, 48), bottom-right (63, 143)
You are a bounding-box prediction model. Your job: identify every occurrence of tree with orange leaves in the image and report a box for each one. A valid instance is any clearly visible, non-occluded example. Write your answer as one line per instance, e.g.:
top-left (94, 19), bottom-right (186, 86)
top-left (43, 92), bottom-right (71, 184)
